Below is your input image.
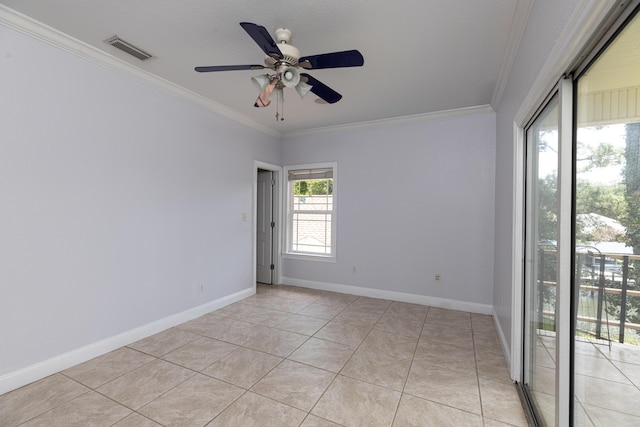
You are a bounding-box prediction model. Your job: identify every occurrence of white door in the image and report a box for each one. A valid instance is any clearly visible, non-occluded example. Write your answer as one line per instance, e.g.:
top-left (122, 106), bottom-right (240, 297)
top-left (256, 170), bottom-right (274, 284)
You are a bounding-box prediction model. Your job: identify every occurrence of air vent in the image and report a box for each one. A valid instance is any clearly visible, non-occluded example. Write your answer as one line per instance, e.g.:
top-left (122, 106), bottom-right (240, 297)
top-left (104, 36), bottom-right (153, 61)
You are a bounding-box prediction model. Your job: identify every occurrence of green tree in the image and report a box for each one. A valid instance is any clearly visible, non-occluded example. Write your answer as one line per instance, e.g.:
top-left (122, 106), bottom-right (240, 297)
top-left (537, 174), bottom-right (558, 241)
top-left (294, 179), bottom-right (333, 196)
top-left (603, 122), bottom-right (640, 331)
top-left (622, 122), bottom-right (640, 254)
top-left (575, 180), bottom-right (626, 242)
top-left (573, 132), bottom-right (627, 243)
top-left (577, 141), bottom-right (624, 172)
top-left (575, 181), bottom-right (625, 220)
top-left (294, 181), bottom-right (308, 195)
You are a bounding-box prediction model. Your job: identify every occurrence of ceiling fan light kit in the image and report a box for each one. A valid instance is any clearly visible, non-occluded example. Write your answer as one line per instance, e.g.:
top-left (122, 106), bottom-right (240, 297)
top-left (195, 22), bottom-right (364, 121)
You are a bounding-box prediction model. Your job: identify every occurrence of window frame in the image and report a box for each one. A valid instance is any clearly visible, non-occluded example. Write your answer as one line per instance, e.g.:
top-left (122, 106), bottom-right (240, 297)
top-left (283, 162), bottom-right (337, 262)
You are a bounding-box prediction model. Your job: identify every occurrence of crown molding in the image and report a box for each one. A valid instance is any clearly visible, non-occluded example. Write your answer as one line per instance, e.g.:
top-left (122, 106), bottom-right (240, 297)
top-left (514, 0), bottom-right (619, 126)
top-left (0, 4), bottom-right (502, 141)
top-left (0, 5), bottom-right (282, 138)
top-left (282, 105), bottom-right (495, 139)
top-left (491, 0), bottom-right (534, 110)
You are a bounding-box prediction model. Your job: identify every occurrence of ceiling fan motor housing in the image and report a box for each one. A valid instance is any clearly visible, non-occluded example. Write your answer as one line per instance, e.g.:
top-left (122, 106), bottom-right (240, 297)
top-left (264, 28), bottom-right (300, 68)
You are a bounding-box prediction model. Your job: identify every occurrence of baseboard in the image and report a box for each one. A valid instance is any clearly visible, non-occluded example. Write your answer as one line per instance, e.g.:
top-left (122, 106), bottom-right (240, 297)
top-left (281, 277), bottom-right (493, 315)
top-left (0, 287), bottom-right (254, 395)
top-left (493, 306), bottom-right (514, 381)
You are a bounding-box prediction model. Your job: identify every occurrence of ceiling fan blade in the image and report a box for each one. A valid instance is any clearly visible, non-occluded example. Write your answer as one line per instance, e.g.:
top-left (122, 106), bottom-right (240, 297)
top-left (300, 73), bottom-right (342, 104)
top-left (239, 22), bottom-right (283, 59)
top-left (298, 50), bottom-right (364, 69)
top-left (195, 64), bottom-right (266, 72)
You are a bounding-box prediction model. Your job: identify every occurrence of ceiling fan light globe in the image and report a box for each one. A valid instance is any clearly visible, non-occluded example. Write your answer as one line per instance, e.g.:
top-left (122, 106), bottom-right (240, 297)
top-left (251, 74), bottom-right (272, 92)
top-left (280, 66), bottom-right (300, 88)
top-left (295, 81), bottom-right (312, 99)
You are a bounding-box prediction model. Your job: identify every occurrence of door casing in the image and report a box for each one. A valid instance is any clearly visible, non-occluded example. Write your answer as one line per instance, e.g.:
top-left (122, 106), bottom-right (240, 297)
top-left (256, 169), bottom-right (274, 284)
top-left (253, 161), bottom-right (282, 290)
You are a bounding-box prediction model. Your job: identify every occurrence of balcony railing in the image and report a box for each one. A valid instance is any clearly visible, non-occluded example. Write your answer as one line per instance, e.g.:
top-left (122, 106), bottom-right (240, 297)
top-left (538, 248), bottom-right (640, 344)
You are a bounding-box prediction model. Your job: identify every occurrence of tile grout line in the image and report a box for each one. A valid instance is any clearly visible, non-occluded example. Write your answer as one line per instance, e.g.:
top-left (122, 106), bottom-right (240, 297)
top-left (471, 313), bottom-right (488, 426)
top-left (297, 294), bottom-right (388, 425)
top-left (205, 286), bottom-right (350, 426)
top-left (390, 304), bottom-right (431, 427)
top-left (4, 285), bottom-right (521, 426)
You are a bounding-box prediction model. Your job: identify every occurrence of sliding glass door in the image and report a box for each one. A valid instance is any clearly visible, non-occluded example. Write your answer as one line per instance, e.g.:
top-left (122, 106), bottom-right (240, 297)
top-left (522, 5), bottom-right (640, 426)
top-left (523, 94), bottom-right (560, 426)
top-left (522, 71), bottom-right (574, 427)
top-left (573, 10), bottom-right (640, 424)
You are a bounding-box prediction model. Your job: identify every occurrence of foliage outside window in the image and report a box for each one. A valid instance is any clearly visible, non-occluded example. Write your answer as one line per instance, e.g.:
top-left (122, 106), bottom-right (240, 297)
top-left (285, 164), bottom-right (336, 258)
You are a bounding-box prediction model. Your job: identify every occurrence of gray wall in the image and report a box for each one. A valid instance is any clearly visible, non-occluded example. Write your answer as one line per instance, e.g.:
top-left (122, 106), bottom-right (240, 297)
top-left (281, 112), bottom-right (496, 306)
top-left (0, 25), bottom-right (280, 377)
top-left (493, 0), bottom-right (582, 349)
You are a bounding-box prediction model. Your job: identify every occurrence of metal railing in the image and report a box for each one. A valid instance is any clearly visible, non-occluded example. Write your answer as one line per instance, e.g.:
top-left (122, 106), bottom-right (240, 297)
top-left (538, 248), bottom-right (640, 344)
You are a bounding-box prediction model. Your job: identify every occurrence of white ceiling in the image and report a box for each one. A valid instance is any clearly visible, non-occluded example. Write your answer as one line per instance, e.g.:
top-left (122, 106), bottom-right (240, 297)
top-left (0, 0), bottom-right (529, 135)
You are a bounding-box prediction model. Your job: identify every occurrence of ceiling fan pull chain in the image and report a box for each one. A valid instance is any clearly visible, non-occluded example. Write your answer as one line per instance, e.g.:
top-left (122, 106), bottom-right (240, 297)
top-left (274, 86), bottom-right (280, 121)
top-left (281, 91), bottom-right (285, 121)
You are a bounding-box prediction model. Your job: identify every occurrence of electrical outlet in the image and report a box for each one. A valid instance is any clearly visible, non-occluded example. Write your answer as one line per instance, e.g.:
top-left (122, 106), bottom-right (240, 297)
top-left (435, 274), bottom-right (441, 282)
top-left (199, 284), bottom-right (204, 293)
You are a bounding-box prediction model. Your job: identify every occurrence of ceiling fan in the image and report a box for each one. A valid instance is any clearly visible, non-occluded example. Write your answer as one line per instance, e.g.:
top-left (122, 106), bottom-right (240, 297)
top-left (195, 22), bottom-right (364, 119)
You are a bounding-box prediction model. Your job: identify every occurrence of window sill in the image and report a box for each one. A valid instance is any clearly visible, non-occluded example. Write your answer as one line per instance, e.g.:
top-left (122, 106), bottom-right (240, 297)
top-left (283, 253), bottom-right (337, 263)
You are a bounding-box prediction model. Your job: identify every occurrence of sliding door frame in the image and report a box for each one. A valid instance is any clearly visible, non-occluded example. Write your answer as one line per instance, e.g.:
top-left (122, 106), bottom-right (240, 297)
top-left (512, 2), bottom-right (640, 425)
top-left (555, 76), bottom-right (574, 427)
top-left (511, 1), bottom-right (620, 390)
top-left (517, 76), bottom-right (573, 427)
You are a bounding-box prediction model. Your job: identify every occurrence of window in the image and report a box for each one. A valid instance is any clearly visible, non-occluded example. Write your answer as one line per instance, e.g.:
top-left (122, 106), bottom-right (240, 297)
top-left (285, 163), bottom-right (336, 259)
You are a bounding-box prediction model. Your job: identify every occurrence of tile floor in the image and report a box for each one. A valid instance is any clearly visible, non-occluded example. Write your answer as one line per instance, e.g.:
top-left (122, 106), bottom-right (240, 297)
top-left (531, 334), bottom-right (640, 425)
top-left (0, 284), bottom-right (528, 426)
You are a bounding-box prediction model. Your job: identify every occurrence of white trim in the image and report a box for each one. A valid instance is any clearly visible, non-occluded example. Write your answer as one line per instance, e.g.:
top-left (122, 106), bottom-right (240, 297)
top-left (491, 0), bottom-right (535, 109)
top-left (282, 277), bottom-right (493, 315)
top-left (253, 161), bottom-right (283, 286)
top-left (0, 4), bottom-right (498, 141)
top-left (510, 122), bottom-right (525, 382)
top-left (509, 0), bottom-right (618, 385)
top-left (556, 76), bottom-right (574, 427)
top-left (494, 306), bottom-right (513, 374)
top-left (282, 253), bottom-right (337, 263)
top-left (283, 105), bottom-right (495, 139)
top-left (513, 0), bottom-right (618, 126)
top-left (0, 5), bottom-right (496, 141)
top-left (0, 287), bottom-right (254, 395)
top-left (283, 162), bottom-right (338, 260)
top-left (0, 5), bottom-right (281, 139)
